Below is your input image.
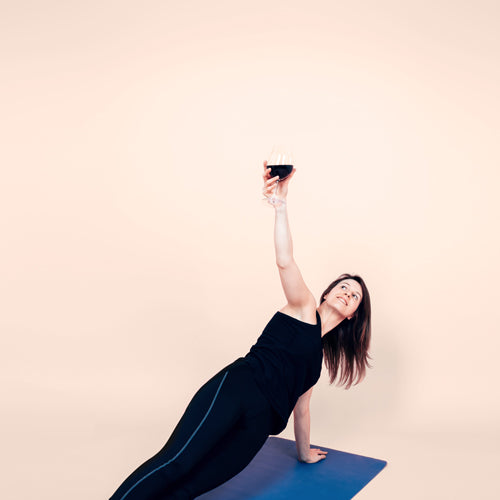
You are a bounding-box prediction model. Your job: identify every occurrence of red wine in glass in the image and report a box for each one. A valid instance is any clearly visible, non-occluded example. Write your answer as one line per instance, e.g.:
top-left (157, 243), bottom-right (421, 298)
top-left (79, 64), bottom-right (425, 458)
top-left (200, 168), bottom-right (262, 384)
top-left (264, 147), bottom-right (295, 206)
top-left (268, 164), bottom-right (294, 180)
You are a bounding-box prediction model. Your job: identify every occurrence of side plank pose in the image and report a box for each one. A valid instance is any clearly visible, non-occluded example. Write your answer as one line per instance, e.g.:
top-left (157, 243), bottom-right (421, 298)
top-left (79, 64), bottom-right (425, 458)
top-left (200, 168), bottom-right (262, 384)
top-left (109, 161), bottom-right (372, 499)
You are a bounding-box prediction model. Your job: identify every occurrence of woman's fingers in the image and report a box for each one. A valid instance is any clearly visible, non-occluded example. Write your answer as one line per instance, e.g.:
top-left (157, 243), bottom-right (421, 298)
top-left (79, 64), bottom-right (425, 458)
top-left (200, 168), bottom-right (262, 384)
top-left (312, 448), bottom-right (328, 458)
top-left (262, 166), bottom-right (273, 181)
top-left (262, 166), bottom-right (279, 198)
top-left (301, 448), bottom-right (328, 463)
top-left (263, 176), bottom-right (279, 193)
top-left (263, 186), bottom-right (278, 197)
top-left (266, 175), bottom-right (279, 185)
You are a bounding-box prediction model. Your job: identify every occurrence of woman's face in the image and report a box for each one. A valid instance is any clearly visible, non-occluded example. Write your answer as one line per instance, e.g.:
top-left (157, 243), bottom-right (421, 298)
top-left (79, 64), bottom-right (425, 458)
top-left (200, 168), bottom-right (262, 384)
top-left (324, 279), bottom-right (363, 320)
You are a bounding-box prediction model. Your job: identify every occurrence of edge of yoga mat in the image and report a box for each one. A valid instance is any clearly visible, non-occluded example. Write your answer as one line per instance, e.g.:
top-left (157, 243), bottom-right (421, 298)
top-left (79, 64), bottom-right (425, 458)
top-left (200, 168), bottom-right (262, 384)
top-left (199, 436), bottom-right (387, 499)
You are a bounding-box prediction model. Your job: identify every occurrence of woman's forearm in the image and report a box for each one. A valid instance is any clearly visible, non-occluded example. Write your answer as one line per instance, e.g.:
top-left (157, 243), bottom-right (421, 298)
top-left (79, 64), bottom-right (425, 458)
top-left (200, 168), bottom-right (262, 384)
top-left (274, 204), bottom-right (293, 267)
top-left (293, 408), bottom-right (311, 461)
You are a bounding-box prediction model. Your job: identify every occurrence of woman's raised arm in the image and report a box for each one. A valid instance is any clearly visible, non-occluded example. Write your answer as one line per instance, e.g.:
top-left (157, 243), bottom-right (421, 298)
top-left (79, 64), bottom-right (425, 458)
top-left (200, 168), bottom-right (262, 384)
top-left (262, 161), bottom-right (316, 312)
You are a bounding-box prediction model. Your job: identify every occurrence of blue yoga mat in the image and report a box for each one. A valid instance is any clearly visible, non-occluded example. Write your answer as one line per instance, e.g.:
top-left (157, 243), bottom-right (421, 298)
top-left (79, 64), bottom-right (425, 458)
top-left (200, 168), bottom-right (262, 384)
top-left (198, 436), bottom-right (387, 499)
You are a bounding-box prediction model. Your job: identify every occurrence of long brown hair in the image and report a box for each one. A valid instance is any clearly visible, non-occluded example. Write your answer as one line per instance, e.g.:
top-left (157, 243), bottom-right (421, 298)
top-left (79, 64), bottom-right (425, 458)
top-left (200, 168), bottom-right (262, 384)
top-left (320, 273), bottom-right (372, 389)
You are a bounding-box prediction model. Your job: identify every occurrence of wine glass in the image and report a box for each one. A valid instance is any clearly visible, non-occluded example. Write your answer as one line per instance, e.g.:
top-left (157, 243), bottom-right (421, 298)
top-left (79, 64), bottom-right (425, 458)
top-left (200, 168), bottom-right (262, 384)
top-left (264, 146), bottom-right (295, 207)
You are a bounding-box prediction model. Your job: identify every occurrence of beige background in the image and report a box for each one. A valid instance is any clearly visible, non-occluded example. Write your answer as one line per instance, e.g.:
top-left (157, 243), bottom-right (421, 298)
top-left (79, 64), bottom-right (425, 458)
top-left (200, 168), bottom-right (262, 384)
top-left (1, 1), bottom-right (499, 498)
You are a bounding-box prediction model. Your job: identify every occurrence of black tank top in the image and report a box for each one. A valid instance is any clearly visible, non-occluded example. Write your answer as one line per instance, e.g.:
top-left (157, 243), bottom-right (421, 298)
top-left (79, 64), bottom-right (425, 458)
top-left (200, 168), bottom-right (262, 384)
top-left (242, 310), bottom-right (323, 434)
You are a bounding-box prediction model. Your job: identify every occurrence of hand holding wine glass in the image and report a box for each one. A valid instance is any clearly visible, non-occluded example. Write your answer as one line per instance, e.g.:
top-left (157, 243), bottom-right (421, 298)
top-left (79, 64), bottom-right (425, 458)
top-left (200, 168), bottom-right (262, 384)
top-left (262, 148), bottom-right (296, 207)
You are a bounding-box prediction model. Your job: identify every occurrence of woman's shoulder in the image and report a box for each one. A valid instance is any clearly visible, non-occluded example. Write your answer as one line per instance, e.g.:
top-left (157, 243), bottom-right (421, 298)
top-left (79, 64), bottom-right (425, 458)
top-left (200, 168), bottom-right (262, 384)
top-left (278, 301), bottom-right (318, 326)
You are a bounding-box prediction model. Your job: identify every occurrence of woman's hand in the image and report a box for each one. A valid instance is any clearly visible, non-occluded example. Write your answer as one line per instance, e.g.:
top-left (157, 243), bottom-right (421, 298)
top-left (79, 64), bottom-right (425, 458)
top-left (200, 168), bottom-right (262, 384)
top-left (262, 160), bottom-right (297, 204)
top-left (298, 447), bottom-right (328, 463)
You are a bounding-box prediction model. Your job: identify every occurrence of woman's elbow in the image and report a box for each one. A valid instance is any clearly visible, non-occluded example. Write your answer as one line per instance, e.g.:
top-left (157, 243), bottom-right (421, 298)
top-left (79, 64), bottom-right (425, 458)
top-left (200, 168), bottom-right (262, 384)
top-left (293, 404), bottom-right (310, 419)
top-left (276, 257), bottom-right (294, 269)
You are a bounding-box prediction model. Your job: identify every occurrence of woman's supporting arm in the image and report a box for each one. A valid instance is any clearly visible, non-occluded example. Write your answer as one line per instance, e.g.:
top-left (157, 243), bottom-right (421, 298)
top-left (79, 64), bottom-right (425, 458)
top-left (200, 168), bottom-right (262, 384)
top-left (293, 387), bottom-right (328, 463)
top-left (293, 386), bottom-right (313, 460)
top-left (293, 408), bottom-right (311, 461)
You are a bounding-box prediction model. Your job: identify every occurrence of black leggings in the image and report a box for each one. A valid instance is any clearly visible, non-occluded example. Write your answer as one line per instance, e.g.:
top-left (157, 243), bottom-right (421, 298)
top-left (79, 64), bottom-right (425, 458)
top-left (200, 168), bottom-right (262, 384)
top-left (109, 357), bottom-right (280, 499)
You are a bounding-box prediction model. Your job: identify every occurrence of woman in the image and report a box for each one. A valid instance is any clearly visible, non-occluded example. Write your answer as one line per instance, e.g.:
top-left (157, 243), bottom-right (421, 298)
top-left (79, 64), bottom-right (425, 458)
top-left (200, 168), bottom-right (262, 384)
top-left (109, 161), bottom-right (372, 499)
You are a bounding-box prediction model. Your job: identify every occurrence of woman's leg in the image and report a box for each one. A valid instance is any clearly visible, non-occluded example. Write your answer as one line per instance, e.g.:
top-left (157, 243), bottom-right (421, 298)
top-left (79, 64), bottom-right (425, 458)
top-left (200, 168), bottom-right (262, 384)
top-left (168, 399), bottom-right (277, 499)
top-left (109, 361), bottom-right (248, 500)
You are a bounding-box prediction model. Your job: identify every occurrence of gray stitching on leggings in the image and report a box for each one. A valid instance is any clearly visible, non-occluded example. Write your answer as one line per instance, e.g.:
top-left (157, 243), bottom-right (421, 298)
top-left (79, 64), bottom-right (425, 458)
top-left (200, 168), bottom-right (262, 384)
top-left (119, 370), bottom-right (229, 500)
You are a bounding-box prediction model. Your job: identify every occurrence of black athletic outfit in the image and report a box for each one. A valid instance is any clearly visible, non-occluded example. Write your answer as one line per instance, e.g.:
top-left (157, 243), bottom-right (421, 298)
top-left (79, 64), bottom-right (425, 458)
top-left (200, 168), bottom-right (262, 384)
top-left (109, 310), bottom-right (323, 499)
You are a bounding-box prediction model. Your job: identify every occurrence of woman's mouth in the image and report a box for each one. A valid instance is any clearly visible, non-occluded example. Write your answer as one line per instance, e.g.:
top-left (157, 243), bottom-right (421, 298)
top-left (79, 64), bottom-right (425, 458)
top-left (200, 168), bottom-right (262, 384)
top-left (337, 297), bottom-right (347, 305)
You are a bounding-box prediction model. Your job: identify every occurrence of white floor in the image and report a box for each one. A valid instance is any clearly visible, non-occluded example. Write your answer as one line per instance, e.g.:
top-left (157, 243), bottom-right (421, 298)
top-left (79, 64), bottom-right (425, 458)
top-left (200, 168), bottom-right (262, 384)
top-left (339, 429), bottom-right (499, 500)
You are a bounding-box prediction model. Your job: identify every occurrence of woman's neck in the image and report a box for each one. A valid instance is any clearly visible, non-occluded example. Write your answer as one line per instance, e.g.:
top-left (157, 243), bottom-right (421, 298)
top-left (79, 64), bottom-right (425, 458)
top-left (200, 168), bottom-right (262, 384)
top-left (317, 303), bottom-right (346, 337)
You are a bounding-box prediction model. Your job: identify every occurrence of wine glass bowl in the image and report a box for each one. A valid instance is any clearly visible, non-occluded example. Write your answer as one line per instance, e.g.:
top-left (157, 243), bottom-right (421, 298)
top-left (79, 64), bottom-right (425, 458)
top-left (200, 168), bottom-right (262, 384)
top-left (267, 148), bottom-right (294, 181)
top-left (268, 163), bottom-right (294, 181)
top-left (264, 147), bottom-right (294, 206)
